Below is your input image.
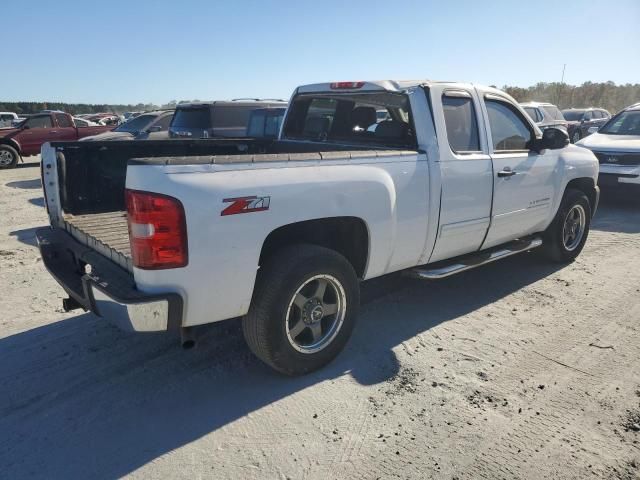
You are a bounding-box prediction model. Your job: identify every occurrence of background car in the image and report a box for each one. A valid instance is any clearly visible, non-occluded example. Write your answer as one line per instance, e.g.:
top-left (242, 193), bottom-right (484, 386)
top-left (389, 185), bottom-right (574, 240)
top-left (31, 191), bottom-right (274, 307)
top-left (520, 102), bottom-right (568, 133)
top-left (80, 110), bottom-right (174, 141)
top-left (562, 108), bottom-right (611, 143)
top-left (0, 112), bottom-right (19, 128)
top-left (72, 117), bottom-right (100, 127)
top-left (576, 102), bottom-right (640, 191)
top-left (169, 99), bottom-right (287, 139)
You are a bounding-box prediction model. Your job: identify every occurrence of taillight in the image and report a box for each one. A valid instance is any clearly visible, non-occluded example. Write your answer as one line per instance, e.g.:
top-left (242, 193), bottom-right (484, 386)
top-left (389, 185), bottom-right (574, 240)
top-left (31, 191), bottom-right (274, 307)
top-left (125, 189), bottom-right (188, 269)
top-left (330, 81), bottom-right (364, 89)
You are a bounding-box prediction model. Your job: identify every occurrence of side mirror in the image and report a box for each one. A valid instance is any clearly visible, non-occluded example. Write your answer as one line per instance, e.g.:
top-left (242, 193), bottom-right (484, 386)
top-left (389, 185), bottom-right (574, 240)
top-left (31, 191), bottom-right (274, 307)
top-left (529, 127), bottom-right (569, 152)
top-left (23, 125), bottom-right (30, 130)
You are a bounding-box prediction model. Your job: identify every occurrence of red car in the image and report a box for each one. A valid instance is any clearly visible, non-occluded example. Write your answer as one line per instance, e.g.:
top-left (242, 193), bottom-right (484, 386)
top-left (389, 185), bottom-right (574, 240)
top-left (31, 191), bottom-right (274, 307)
top-left (0, 112), bottom-right (114, 169)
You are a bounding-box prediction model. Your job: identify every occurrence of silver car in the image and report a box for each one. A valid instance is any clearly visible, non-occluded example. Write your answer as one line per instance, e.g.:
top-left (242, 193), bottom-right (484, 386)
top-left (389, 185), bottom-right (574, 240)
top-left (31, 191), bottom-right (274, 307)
top-left (80, 110), bottom-right (174, 141)
top-left (520, 102), bottom-right (568, 134)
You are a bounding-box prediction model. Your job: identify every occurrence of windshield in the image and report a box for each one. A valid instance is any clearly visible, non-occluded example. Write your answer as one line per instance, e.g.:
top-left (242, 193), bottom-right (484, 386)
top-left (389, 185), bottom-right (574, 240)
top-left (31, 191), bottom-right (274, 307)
top-left (115, 114), bottom-right (155, 133)
top-left (562, 110), bottom-right (584, 121)
top-left (599, 110), bottom-right (640, 135)
top-left (171, 107), bottom-right (211, 129)
top-left (283, 91), bottom-right (416, 148)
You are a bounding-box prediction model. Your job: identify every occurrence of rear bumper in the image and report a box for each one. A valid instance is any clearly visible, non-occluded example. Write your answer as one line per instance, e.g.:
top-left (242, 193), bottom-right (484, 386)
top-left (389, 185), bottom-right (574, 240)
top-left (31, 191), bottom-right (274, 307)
top-left (36, 227), bottom-right (183, 332)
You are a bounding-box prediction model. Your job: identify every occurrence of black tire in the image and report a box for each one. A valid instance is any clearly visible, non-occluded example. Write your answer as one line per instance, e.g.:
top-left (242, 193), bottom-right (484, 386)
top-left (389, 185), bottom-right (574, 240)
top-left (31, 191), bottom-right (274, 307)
top-left (541, 189), bottom-right (591, 263)
top-left (243, 244), bottom-right (360, 376)
top-left (0, 144), bottom-right (19, 169)
top-left (571, 130), bottom-right (581, 144)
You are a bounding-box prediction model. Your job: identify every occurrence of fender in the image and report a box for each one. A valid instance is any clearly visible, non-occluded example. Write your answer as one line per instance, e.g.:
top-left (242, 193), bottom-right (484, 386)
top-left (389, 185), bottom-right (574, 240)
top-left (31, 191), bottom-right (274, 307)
top-left (0, 137), bottom-right (22, 155)
top-left (548, 144), bottom-right (599, 226)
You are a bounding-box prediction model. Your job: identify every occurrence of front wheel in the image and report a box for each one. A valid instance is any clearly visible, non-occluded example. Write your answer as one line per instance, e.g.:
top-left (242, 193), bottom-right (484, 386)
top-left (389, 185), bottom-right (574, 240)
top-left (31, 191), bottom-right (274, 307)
top-left (541, 189), bottom-right (591, 262)
top-left (243, 244), bottom-right (360, 375)
top-left (0, 145), bottom-right (19, 169)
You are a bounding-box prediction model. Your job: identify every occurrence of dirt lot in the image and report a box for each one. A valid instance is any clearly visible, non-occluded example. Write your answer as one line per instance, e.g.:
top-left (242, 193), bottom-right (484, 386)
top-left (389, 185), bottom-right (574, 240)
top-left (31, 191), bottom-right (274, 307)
top-left (1, 156), bottom-right (639, 479)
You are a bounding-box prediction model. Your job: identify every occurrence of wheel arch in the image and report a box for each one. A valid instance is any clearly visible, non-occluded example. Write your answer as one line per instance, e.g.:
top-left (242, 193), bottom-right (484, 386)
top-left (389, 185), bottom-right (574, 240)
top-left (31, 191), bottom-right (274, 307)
top-left (258, 216), bottom-right (370, 279)
top-left (564, 177), bottom-right (598, 215)
top-left (0, 138), bottom-right (21, 155)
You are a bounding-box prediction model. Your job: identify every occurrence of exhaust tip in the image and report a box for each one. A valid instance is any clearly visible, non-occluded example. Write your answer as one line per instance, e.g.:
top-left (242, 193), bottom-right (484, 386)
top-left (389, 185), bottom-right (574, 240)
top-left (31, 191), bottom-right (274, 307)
top-left (180, 327), bottom-right (196, 350)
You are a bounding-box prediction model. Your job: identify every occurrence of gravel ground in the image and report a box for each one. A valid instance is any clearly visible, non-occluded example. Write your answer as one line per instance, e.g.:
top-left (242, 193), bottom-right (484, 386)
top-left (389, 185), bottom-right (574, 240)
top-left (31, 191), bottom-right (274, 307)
top-left (1, 156), bottom-right (639, 479)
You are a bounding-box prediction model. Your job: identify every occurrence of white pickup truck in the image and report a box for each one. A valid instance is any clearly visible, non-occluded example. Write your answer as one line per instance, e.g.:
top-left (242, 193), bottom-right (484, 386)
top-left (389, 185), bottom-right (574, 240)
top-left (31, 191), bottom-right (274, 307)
top-left (37, 80), bottom-right (600, 375)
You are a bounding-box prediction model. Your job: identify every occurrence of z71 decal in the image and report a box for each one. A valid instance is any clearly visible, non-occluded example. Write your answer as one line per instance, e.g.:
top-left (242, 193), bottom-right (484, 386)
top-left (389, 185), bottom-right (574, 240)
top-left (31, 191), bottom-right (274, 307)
top-left (221, 196), bottom-right (271, 216)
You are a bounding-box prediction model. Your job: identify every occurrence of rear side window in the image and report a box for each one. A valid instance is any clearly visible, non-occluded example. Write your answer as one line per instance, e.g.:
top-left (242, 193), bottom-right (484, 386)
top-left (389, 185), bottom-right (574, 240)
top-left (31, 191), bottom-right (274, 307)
top-left (283, 92), bottom-right (416, 148)
top-left (171, 108), bottom-right (211, 128)
top-left (55, 114), bottom-right (72, 128)
top-left (592, 111), bottom-right (602, 119)
top-left (541, 105), bottom-right (564, 121)
top-left (24, 115), bottom-right (53, 129)
top-left (485, 99), bottom-right (532, 151)
top-left (442, 94), bottom-right (480, 153)
top-left (247, 110), bottom-right (284, 138)
top-left (213, 106), bottom-right (253, 131)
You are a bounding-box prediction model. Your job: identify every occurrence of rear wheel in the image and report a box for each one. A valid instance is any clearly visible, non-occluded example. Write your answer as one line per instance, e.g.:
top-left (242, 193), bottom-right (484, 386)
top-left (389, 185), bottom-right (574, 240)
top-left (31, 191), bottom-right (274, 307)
top-left (243, 244), bottom-right (359, 375)
top-left (0, 145), bottom-right (19, 169)
top-left (541, 189), bottom-right (591, 262)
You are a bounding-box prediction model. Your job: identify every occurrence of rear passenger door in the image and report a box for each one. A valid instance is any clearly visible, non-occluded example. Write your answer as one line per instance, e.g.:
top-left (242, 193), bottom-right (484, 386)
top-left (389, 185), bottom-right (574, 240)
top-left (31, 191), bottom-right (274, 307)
top-left (480, 94), bottom-right (558, 248)
top-left (427, 86), bottom-right (494, 262)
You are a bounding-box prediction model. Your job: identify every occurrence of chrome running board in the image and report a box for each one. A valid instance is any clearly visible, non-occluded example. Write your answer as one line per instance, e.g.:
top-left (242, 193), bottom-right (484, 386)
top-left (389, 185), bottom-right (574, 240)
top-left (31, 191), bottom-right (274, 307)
top-left (409, 237), bottom-right (543, 279)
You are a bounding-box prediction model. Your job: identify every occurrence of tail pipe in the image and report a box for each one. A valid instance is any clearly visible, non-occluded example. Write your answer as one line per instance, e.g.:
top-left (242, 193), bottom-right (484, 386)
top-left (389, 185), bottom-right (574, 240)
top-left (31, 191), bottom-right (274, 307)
top-left (181, 327), bottom-right (196, 349)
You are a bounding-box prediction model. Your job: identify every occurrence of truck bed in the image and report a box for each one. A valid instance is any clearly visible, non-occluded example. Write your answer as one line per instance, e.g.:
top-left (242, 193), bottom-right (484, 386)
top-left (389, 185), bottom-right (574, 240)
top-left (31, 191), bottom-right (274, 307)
top-left (63, 211), bottom-right (132, 271)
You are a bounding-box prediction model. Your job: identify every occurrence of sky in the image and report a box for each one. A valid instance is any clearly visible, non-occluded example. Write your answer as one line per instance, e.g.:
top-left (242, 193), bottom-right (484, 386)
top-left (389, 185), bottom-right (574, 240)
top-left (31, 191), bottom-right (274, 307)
top-left (2, 0), bottom-right (639, 105)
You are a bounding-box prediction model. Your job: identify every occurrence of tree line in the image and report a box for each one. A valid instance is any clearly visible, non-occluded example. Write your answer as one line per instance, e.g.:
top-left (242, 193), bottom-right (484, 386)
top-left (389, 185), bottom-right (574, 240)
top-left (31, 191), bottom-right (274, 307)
top-left (502, 81), bottom-right (640, 113)
top-left (0, 100), bottom-right (193, 116)
top-left (2, 82), bottom-right (639, 116)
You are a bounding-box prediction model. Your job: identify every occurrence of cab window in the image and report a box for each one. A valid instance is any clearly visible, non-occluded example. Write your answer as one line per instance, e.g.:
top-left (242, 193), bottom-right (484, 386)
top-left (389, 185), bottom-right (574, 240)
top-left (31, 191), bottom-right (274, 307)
top-left (442, 94), bottom-right (480, 153)
top-left (24, 115), bottom-right (53, 129)
top-left (55, 114), bottom-right (73, 128)
top-left (485, 99), bottom-right (532, 151)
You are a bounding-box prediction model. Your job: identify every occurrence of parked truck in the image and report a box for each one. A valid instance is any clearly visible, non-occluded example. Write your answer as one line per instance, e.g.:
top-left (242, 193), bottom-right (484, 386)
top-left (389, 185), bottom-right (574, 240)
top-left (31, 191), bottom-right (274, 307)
top-left (37, 80), bottom-right (599, 375)
top-left (0, 112), bottom-right (113, 168)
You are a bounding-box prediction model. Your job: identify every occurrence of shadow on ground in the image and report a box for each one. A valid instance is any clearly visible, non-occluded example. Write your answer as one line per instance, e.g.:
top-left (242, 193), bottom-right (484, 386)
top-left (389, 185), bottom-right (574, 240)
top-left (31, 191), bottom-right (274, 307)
top-left (0, 251), bottom-right (564, 478)
top-left (28, 197), bottom-right (45, 207)
top-left (15, 161), bottom-right (40, 169)
top-left (5, 178), bottom-right (42, 189)
top-left (9, 226), bottom-right (39, 246)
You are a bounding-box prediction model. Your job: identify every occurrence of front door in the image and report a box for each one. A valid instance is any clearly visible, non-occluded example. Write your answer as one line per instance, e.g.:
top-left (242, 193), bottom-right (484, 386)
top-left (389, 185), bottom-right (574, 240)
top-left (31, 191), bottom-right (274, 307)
top-left (481, 94), bottom-right (559, 249)
top-left (16, 115), bottom-right (55, 155)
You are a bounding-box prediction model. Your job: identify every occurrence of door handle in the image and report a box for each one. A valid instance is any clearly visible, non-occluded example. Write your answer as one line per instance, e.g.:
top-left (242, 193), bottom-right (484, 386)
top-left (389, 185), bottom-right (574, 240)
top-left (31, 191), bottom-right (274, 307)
top-left (49, 130), bottom-right (58, 134)
top-left (498, 168), bottom-right (517, 178)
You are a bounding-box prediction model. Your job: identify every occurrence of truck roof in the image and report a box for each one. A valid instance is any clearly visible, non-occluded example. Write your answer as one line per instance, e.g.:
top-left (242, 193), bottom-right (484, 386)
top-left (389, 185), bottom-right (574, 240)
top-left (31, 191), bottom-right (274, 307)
top-left (295, 80), bottom-right (507, 97)
top-left (177, 99), bottom-right (287, 109)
